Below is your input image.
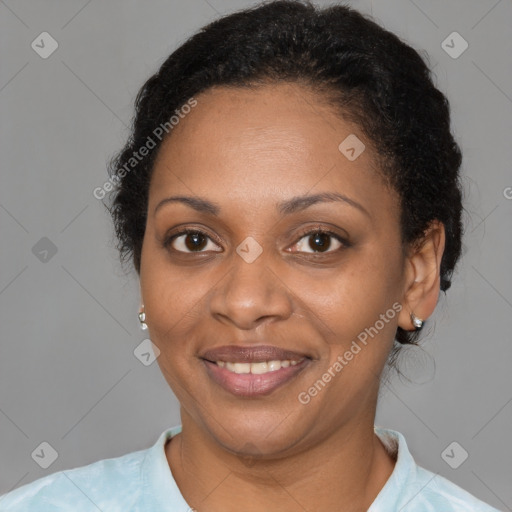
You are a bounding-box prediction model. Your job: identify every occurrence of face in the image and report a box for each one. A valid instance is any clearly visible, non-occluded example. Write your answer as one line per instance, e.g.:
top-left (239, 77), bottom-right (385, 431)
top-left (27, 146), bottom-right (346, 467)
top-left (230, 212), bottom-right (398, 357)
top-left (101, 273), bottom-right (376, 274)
top-left (140, 82), bottom-right (408, 457)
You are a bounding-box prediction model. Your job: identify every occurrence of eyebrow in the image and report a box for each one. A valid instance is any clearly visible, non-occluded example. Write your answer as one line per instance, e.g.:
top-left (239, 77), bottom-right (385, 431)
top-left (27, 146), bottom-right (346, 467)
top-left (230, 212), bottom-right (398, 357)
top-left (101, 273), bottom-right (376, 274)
top-left (154, 192), bottom-right (370, 217)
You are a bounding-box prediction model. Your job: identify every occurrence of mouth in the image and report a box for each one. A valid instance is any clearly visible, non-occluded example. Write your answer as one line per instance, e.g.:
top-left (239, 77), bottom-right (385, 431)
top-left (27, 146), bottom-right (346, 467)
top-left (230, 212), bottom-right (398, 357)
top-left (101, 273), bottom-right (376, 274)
top-left (200, 345), bottom-right (311, 397)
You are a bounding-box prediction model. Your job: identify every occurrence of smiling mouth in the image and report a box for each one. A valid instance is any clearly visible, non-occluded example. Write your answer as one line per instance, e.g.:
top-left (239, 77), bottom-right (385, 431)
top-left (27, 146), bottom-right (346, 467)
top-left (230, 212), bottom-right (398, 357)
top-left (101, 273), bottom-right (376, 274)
top-left (200, 345), bottom-right (311, 397)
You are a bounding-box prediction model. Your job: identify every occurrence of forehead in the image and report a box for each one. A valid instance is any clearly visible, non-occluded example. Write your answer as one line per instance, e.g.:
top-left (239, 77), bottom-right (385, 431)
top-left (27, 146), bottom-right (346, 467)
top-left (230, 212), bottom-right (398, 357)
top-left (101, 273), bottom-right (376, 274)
top-left (156, 82), bottom-right (374, 166)
top-left (149, 82), bottom-right (395, 219)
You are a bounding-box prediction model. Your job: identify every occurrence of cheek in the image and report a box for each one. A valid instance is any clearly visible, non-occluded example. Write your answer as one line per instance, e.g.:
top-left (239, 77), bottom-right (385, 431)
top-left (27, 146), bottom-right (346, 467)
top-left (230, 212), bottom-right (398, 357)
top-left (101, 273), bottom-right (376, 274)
top-left (139, 236), bottom-right (215, 351)
top-left (300, 243), bottom-right (403, 339)
top-left (303, 245), bottom-right (404, 394)
top-left (140, 242), bottom-right (209, 402)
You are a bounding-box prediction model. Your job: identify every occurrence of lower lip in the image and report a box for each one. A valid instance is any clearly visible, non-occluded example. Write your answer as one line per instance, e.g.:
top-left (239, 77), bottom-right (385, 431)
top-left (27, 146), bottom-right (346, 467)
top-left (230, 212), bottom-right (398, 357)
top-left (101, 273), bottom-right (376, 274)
top-left (203, 359), bottom-right (309, 397)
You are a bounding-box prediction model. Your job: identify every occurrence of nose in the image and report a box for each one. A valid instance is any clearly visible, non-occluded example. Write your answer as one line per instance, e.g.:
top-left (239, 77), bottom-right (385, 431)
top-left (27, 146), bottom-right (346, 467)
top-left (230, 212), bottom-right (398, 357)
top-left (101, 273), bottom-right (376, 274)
top-left (209, 249), bottom-right (293, 330)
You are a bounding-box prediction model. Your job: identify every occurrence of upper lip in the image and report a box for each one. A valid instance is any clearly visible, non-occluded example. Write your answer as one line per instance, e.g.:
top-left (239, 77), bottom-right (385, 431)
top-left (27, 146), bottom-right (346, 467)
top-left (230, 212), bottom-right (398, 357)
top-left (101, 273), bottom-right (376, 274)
top-left (201, 345), bottom-right (310, 363)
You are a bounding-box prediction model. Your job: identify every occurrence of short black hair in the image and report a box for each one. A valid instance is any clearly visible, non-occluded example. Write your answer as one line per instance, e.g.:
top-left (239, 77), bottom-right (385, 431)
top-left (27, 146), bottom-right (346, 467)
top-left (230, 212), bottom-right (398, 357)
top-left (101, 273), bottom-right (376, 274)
top-left (108, 0), bottom-right (463, 347)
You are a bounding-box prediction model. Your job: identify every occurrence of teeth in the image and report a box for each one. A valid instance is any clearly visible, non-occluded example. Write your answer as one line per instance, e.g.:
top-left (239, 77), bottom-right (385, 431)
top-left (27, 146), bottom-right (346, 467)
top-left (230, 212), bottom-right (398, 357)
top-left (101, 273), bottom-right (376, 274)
top-left (234, 363), bottom-right (251, 374)
top-left (251, 362), bottom-right (268, 374)
top-left (216, 359), bottom-right (303, 374)
top-left (267, 360), bottom-right (281, 372)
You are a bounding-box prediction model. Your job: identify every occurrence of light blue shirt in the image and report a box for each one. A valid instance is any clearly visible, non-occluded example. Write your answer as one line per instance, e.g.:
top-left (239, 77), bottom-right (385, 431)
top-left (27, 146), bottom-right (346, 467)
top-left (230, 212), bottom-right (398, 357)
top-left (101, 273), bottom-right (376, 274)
top-left (0, 425), bottom-right (500, 511)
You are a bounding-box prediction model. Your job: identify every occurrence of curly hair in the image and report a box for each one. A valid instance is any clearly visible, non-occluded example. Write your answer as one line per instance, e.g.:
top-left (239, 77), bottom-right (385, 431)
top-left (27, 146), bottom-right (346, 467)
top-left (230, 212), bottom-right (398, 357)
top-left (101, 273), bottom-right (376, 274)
top-left (107, 0), bottom-right (463, 346)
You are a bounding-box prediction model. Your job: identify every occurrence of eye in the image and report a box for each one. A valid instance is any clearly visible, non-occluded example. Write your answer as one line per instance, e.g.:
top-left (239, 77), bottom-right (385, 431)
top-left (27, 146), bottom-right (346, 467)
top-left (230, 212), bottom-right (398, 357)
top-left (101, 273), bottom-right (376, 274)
top-left (291, 229), bottom-right (347, 254)
top-left (164, 227), bottom-right (348, 255)
top-left (166, 229), bottom-right (222, 253)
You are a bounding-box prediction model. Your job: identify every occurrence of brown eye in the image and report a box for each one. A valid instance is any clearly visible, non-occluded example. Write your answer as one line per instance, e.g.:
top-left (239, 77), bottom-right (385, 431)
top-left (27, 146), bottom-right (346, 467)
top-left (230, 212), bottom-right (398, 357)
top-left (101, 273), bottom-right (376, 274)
top-left (168, 230), bottom-right (221, 253)
top-left (292, 230), bottom-right (345, 254)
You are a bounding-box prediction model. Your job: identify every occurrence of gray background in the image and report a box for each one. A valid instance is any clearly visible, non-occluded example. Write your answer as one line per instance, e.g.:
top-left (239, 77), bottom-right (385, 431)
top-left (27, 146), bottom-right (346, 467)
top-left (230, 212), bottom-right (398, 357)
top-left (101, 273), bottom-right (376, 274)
top-left (0, 0), bottom-right (511, 509)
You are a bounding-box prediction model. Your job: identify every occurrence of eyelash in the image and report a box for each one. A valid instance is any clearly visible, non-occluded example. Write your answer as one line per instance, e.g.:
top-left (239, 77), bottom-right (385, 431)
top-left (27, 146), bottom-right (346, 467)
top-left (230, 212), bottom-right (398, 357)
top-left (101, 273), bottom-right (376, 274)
top-left (164, 226), bottom-right (350, 255)
top-left (294, 227), bottom-right (350, 253)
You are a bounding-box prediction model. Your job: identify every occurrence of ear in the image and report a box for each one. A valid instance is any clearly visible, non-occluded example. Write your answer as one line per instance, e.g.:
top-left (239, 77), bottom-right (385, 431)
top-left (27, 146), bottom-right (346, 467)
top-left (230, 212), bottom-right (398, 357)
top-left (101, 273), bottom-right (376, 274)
top-left (397, 220), bottom-right (446, 331)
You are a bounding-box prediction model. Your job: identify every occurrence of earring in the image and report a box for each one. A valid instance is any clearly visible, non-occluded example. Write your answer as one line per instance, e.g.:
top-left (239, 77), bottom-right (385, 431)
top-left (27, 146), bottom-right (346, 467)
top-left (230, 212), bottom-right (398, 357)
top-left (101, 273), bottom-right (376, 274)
top-left (138, 305), bottom-right (148, 330)
top-left (410, 312), bottom-right (423, 330)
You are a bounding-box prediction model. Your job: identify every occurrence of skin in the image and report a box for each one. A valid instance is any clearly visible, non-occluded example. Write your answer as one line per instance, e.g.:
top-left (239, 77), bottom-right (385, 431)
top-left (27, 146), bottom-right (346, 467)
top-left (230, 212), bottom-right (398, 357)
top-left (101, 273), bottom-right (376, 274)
top-left (139, 82), bottom-right (445, 512)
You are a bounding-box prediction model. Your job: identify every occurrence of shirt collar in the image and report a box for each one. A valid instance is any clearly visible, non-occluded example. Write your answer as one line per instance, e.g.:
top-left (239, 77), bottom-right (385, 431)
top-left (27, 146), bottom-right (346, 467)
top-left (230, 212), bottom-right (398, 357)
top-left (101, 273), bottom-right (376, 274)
top-left (369, 426), bottom-right (418, 511)
top-left (140, 424), bottom-right (189, 511)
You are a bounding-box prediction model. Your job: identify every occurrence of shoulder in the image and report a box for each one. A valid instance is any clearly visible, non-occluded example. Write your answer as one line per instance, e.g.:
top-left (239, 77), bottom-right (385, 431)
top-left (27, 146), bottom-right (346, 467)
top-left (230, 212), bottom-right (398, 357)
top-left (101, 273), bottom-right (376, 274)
top-left (411, 465), bottom-right (501, 512)
top-left (372, 427), bottom-right (500, 512)
top-left (0, 447), bottom-right (148, 512)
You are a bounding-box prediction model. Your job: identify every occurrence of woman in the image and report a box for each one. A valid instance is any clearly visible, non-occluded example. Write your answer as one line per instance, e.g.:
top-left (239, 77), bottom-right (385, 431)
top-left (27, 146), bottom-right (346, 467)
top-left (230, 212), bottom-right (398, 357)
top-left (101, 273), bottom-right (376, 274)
top-left (0, 1), bottom-right (501, 510)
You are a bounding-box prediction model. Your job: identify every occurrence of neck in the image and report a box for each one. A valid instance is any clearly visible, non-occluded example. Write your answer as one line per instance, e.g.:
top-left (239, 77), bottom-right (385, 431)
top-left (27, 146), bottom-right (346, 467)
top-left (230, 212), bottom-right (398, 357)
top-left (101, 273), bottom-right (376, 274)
top-left (165, 412), bottom-right (395, 512)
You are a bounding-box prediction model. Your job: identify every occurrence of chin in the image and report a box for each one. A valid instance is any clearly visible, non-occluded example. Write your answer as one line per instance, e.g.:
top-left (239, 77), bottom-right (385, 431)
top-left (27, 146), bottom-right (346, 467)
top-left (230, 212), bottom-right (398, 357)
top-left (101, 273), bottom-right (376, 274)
top-left (200, 406), bottom-right (312, 457)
